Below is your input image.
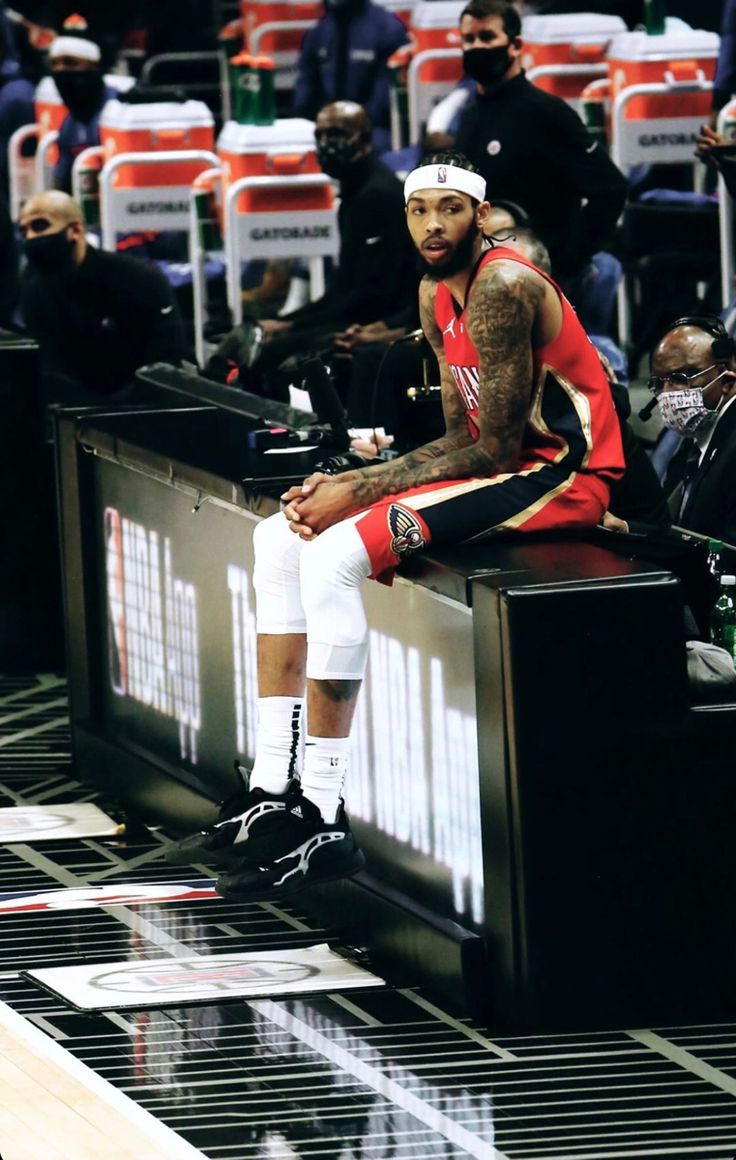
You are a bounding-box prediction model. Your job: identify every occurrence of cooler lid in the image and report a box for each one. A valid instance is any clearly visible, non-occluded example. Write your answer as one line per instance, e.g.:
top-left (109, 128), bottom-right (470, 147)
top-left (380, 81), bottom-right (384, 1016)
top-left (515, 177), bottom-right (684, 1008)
top-left (522, 13), bottom-right (626, 43)
top-left (217, 117), bottom-right (316, 151)
top-left (35, 76), bottom-right (61, 102)
top-left (241, 0), bottom-right (323, 10)
top-left (106, 74), bottom-right (136, 94)
top-left (411, 0), bottom-right (465, 30)
top-left (100, 98), bottom-right (215, 130)
top-left (607, 29), bottom-right (720, 61)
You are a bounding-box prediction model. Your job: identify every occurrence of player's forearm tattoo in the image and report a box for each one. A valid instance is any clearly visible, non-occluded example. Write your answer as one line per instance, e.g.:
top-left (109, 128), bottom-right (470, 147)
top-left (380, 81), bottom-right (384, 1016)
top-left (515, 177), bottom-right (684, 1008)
top-left (345, 264), bottom-right (542, 506)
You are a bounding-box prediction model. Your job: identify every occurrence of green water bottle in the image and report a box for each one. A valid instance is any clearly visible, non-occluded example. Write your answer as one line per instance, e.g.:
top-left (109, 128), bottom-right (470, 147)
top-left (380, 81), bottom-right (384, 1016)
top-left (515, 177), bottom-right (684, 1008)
top-left (644, 0), bottom-right (666, 35)
top-left (230, 51), bottom-right (256, 124)
top-left (252, 55), bottom-right (276, 126)
top-left (710, 574), bottom-right (736, 663)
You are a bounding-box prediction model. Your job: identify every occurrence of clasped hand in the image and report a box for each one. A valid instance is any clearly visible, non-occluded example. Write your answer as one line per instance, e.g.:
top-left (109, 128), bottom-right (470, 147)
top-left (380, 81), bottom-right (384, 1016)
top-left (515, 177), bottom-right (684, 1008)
top-left (281, 472), bottom-right (359, 538)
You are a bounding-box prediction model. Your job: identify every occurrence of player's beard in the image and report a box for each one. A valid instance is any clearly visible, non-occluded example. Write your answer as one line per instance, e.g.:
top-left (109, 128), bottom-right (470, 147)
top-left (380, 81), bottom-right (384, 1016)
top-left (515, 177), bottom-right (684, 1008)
top-left (417, 219), bottom-right (480, 281)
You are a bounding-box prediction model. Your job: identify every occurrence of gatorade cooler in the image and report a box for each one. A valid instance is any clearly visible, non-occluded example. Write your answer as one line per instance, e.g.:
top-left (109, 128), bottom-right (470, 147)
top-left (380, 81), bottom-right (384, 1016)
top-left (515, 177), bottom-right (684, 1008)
top-left (99, 99), bottom-right (215, 187)
top-left (606, 29), bottom-right (719, 121)
top-left (217, 117), bottom-right (331, 212)
top-left (521, 13), bottom-right (625, 102)
top-left (241, 0), bottom-right (322, 88)
top-left (410, 0), bottom-right (464, 83)
top-left (34, 76), bottom-right (67, 134)
top-left (375, 0), bottom-right (414, 28)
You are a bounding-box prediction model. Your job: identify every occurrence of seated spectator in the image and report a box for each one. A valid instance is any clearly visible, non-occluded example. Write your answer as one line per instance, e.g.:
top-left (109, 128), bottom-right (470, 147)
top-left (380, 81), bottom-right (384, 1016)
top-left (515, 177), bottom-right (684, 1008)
top-left (220, 101), bottom-right (417, 402)
top-left (0, 2), bottom-right (37, 198)
top-left (0, 192), bottom-right (18, 326)
top-left (19, 190), bottom-right (186, 404)
top-left (48, 22), bottom-right (118, 193)
top-left (604, 315), bottom-right (736, 541)
top-left (292, 0), bottom-right (409, 154)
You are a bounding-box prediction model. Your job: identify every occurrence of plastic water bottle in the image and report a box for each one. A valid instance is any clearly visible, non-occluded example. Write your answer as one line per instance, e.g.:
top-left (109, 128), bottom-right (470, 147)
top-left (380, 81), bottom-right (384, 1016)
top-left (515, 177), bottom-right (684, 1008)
top-left (710, 575), bottom-right (736, 663)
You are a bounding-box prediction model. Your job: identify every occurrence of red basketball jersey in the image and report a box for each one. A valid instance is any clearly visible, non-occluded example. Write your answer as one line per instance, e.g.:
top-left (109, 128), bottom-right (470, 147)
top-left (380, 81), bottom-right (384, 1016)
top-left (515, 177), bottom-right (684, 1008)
top-left (434, 247), bottom-right (624, 479)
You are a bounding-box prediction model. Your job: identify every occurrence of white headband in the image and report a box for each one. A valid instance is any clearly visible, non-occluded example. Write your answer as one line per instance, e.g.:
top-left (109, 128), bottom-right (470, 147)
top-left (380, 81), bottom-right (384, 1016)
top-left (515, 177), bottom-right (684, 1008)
top-left (404, 163), bottom-right (486, 205)
top-left (50, 36), bottom-right (101, 63)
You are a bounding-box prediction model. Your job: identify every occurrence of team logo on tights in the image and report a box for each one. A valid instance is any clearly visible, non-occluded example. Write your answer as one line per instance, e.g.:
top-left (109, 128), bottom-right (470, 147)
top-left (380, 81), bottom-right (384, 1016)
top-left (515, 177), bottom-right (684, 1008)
top-left (388, 505), bottom-right (426, 557)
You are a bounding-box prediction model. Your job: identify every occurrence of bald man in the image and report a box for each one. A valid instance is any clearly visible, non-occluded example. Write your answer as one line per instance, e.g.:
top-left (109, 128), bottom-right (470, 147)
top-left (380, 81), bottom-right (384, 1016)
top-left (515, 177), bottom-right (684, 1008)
top-left (235, 100), bottom-right (416, 400)
top-left (20, 191), bottom-right (186, 402)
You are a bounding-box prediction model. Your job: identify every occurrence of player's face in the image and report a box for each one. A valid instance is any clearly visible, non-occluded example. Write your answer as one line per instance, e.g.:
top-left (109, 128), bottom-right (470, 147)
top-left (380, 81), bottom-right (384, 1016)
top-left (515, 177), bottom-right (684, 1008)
top-left (406, 189), bottom-right (481, 280)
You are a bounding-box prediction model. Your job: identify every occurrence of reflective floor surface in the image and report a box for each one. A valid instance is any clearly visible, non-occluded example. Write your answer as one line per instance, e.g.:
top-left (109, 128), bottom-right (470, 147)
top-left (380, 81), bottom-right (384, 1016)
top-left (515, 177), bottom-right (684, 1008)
top-left (1, 674), bottom-right (736, 1159)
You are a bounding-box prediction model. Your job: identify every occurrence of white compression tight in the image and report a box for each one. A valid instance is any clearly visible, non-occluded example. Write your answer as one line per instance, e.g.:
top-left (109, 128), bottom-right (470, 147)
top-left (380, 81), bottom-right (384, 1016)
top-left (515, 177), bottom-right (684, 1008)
top-left (252, 511), bottom-right (372, 682)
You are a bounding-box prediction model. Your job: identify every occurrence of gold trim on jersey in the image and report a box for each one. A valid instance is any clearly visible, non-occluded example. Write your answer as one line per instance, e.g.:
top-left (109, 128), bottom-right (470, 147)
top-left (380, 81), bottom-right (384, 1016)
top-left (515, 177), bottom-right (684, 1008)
top-left (527, 363), bottom-right (593, 470)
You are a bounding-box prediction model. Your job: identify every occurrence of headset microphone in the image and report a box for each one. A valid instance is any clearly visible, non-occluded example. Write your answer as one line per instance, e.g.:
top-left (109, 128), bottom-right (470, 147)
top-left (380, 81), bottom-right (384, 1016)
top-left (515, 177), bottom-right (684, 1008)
top-left (638, 395), bottom-right (659, 421)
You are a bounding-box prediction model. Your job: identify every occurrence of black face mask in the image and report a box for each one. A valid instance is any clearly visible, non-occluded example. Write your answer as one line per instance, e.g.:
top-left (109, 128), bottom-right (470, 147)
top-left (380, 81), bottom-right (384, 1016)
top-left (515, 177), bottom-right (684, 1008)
top-left (316, 139), bottom-right (359, 180)
top-left (53, 69), bottom-right (105, 120)
top-left (24, 229), bottom-right (76, 274)
top-left (463, 45), bottom-right (512, 87)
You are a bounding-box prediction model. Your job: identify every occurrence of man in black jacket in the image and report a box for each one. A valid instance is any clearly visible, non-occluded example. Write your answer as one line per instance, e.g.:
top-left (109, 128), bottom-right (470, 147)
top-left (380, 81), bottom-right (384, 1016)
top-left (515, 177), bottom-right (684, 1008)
top-left (238, 100), bottom-right (417, 401)
top-left (453, 0), bottom-right (627, 303)
top-left (19, 190), bottom-right (186, 403)
top-left (652, 317), bottom-right (736, 545)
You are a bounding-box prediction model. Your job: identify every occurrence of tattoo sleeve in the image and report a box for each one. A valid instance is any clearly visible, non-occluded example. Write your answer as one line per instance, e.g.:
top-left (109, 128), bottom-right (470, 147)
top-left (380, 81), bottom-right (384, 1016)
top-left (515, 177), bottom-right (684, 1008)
top-left (341, 264), bottom-right (542, 507)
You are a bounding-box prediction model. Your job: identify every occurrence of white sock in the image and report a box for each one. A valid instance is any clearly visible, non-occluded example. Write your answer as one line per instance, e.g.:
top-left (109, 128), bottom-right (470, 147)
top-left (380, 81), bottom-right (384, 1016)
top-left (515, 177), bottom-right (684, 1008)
top-left (249, 696), bottom-right (303, 797)
top-left (301, 734), bottom-right (349, 824)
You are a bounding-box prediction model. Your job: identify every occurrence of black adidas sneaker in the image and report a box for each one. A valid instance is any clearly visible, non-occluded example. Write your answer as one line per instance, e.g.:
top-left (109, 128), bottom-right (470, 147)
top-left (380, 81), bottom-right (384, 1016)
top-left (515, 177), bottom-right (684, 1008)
top-left (163, 764), bottom-right (300, 869)
top-left (215, 795), bottom-right (365, 901)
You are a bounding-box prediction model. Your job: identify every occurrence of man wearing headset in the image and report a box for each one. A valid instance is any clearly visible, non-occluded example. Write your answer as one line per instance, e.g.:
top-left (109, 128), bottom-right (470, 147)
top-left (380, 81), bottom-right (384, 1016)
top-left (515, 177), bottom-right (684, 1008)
top-left (605, 316), bottom-right (736, 545)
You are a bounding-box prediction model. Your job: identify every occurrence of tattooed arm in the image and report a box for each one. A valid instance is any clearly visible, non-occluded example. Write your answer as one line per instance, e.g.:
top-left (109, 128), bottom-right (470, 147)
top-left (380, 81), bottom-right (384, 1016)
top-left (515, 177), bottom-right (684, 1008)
top-left (338, 260), bottom-right (542, 504)
top-left (283, 261), bottom-right (544, 536)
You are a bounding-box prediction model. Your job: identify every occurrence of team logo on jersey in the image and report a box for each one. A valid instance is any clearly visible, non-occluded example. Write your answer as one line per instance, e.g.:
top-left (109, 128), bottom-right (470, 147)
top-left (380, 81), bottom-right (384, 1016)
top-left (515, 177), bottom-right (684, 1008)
top-left (388, 505), bottom-right (426, 557)
top-left (437, 165), bottom-right (448, 183)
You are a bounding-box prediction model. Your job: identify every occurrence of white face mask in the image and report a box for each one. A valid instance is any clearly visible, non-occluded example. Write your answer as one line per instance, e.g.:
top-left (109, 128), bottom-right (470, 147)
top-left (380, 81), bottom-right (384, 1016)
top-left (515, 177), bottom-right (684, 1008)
top-left (657, 373), bottom-right (728, 437)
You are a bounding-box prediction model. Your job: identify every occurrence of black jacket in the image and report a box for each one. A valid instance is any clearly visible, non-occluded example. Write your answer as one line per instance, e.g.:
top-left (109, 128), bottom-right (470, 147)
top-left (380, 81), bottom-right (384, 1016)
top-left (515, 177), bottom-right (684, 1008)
top-left (666, 402), bottom-right (736, 545)
top-left (455, 73), bottom-right (628, 279)
top-left (21, 245), bottom-right (186, 394)
top-left (284, 153), bottom-right (416, 331)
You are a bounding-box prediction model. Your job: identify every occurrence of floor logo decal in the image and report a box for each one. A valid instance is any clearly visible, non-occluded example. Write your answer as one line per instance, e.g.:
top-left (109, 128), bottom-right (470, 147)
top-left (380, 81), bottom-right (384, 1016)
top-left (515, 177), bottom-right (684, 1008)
top-left (0, 880), bottom-right (217, 913)
top-left (0, 803), bottom-right (121, 842)
top-left (25, 944), bottom-right (385, 1010)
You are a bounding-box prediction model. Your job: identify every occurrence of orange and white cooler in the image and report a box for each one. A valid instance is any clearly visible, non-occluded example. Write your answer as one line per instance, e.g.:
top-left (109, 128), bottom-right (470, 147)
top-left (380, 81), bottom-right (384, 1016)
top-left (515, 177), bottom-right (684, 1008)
top-left (521, 13), bottom-right (625, 104)
top-left (34, 76), bottom-right (67, 135)
top-left (375, 0), bottom-right (414, 29)
top-left (100, 99), bottom-right (216, 187)
top-left (607, 28), bottom-right (719, 121)
top-left (409, 0), bottom-right (464, 82)
top-left (241, 0), bottom-right (322, 88)
top-left (217, 117), bottom-right (328, 212)
top-left (216, 117), bottom-right (338, 322)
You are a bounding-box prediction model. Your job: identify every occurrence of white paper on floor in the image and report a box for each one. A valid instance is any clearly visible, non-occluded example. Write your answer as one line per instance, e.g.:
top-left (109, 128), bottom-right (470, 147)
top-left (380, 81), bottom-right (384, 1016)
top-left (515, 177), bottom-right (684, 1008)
top-left (25, 943), bottom-right (385, 1010)
top-left (0, 803), bottom-right (121, 842)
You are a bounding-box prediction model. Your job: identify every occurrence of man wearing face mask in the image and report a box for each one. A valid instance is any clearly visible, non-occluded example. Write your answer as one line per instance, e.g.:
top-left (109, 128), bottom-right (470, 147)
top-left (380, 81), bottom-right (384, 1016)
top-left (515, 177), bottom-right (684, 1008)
top-left (292, 0), bottom-right (408, 154)
top-left (19, 190), bottom-right (186, 404)
top-left (604, 316), bottom-right (736, 544)
top-left (234, 100), bottom-right (415, 400)
top-left (454, 0), bottom-right (627, 302)
top-left (48, 29), bottom-right (117, 194)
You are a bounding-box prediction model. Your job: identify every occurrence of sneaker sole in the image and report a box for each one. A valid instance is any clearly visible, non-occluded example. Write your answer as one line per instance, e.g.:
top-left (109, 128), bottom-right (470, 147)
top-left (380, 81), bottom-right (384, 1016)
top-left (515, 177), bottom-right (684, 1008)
top-left (216, 849), bottom-right (366, 902)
